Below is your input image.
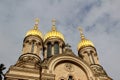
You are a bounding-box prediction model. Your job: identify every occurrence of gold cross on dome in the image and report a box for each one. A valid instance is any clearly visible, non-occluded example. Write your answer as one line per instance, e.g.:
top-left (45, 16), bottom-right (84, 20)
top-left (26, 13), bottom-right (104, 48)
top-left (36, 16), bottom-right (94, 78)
top-left (78, 27), bottom-right (85, 39)
top-left (52, 19), bottom-right (56, 31)
top-left (52, 19), bottom-right (56, 26)
top-left (34, 18), bottom-right (39, 30)
top-left (35, 18), bottom-right (39, 25)
top-left (78, 27), bottom-right (83, 34)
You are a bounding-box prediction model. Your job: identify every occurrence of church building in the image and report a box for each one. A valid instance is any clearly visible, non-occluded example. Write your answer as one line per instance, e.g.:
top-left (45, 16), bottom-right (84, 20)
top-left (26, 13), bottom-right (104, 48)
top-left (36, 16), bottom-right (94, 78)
top-left (5, 19), bottom-right (112, 80)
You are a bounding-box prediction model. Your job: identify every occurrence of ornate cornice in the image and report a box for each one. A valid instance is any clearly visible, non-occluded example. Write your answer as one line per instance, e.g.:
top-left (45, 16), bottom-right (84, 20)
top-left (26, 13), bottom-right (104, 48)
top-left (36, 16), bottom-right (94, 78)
top-left (90, 64), bottom-right (112, 79)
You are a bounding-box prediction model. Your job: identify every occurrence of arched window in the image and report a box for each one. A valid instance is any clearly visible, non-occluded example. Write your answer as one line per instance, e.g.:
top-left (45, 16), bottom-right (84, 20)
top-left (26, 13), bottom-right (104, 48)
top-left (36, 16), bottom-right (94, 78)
top-left (47, 42), bottom-right (52, 58)
top-left (54, 42), bottom-right (59, 54)
top-left (59, 77), bottom-right (65, 80)
top-left (68, 76), bottom-right (74, 80)
top-left (31, 40), bottom-right (36, 53)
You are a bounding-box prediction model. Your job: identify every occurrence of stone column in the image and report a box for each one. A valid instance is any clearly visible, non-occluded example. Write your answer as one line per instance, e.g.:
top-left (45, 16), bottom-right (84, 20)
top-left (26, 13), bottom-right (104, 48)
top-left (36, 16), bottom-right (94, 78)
top-left (51, 42), bottom-right (54, 55)
top-left (44, 46), bottom-right (47, 59)
top-left (59, 43), bottom-right (62, 54)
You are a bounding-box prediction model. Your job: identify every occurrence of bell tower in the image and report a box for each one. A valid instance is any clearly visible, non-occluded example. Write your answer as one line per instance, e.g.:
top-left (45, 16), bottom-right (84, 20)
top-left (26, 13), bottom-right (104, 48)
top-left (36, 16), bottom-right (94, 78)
top-left (77, 27), bottom-right (99, 65)
top-left (22, 18), bottom-right (43, 56)
top-left (43, 19), bottom-right (65, 59)
top-left (5, 18), bottom-right (43, 80)
top-left (77, 27), bottom-right (111, 80)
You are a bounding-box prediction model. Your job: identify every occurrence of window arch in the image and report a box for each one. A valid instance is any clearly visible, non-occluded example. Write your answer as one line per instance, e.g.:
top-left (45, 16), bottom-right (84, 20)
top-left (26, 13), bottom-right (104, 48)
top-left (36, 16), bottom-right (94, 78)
top-left (54, 42), bottom-right (59, 54)
top-left (47, 42), bottom-right (52, 58)
top-left (25, 40), bottom-right (29, 43)
top-left (68, 75), bottom-right (74, 80)
top-left (59, 76), bottom-right (66, 80)
top-left (31, 40), bottom-right (36, 53)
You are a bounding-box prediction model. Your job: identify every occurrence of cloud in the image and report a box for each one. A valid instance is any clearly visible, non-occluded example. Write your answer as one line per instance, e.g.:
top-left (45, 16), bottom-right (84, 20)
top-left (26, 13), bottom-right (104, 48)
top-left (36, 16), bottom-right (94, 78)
top-left (0, 0), bottom-right (120, 79)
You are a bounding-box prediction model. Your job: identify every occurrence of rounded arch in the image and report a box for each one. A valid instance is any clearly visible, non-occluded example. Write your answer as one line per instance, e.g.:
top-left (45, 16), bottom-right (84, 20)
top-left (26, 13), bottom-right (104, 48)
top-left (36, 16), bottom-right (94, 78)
top-left (47, 55), bottom-right (95, 80)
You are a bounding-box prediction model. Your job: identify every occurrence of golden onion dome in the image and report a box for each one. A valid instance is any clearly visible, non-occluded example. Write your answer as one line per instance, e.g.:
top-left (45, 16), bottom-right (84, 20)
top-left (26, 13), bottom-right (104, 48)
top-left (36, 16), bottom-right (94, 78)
top-left (25, 18), bottom-right (43, 39)
top-left (44, 19), bottom-right (64, 41)
top-left (77, 27), bottom-right (94, 50)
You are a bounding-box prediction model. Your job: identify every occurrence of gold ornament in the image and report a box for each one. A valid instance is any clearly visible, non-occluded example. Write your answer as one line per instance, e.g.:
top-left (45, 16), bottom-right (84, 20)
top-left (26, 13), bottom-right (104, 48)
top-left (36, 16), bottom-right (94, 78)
top-left (77, 27), bottom-right (94, 50)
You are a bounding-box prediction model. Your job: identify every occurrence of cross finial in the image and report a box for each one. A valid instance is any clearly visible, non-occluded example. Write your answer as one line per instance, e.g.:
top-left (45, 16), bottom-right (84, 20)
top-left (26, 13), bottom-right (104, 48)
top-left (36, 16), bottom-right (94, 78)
top-left (34, 18), bottom-right (39, 30)
top-left (52, 19), bottom-right (56, 26)
top-left (35, 18), bottom-right (39, 25)
top-left (78, 27), bottom-right (85, 39)
top-left (52, 19), bottom-right (56, 31)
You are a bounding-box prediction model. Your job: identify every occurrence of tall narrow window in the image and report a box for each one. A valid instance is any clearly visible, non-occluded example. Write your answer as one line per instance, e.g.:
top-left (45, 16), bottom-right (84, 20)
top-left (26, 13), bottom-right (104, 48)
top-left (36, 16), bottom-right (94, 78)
top-left (89, 50), bottom-right (95, 64)
top-left (68, 76), bottom-right (73, 80)
top-left (54, 42), bottom-right (59, 54)
top-left (47, 42), bottom-right (52, 58)
top-left (31, 40), bottom-right (36, 53)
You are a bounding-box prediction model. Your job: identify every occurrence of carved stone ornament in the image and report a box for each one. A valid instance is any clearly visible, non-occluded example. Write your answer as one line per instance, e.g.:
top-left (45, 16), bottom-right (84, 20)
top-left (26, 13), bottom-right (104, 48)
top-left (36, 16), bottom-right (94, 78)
top-left (15, 54), bottom-right (41, 68)
top-left (19, 55), bottom-right (40, 63)
top-left (91, 65), bottom-right (107, 77)
top-left (64, 63), bottom-right (74, 72)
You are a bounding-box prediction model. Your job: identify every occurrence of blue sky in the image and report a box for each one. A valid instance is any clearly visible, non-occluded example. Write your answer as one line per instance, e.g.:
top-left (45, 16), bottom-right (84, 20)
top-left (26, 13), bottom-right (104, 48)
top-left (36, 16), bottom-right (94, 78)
top-left (0, 0), bottom-right (120, 79)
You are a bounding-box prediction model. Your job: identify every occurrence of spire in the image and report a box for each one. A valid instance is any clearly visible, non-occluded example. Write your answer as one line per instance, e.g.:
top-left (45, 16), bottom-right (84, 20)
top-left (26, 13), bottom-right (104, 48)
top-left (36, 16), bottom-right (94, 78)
top-left (34, 18), bottom-right (39, 30)
top-left (77, 27), bottom-right (94, 50)
top-left (25, 18), bottom-right (43, 38)
top-left (78, 27), bottom-right (85, 40)
top-left (44, 19), bottom-right (65, 42)
top-left (52, 19), bottom-right (56, 31)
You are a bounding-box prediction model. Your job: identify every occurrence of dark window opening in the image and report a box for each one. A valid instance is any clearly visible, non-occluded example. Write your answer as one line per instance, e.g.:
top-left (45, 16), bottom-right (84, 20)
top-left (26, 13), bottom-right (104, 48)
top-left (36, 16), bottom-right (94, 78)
top-left (25, 40), bottom-right (29, 43)
top-left (68, 76), bottom-right (73, 80)
top-left (47, 42), bottom-right (52, 58)
top-left (38, 42), bottom-right (41, 46)
top-left (54, 42), bottom-right (59, 54)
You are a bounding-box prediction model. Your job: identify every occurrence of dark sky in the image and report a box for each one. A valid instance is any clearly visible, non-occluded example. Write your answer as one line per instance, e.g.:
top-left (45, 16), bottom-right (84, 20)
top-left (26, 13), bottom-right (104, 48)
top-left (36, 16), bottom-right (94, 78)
top-left (0, 0), bottom-right (120, 79)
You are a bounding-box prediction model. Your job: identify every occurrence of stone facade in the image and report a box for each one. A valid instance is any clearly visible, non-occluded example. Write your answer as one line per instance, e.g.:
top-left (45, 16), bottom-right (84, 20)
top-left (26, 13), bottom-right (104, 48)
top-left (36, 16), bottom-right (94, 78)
top-left (5, 19), bottom-right (112, 80)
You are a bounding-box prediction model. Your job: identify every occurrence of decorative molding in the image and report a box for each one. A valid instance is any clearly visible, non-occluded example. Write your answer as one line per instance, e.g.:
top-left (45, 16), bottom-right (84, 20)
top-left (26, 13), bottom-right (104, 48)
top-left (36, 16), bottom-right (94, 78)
top-left (64, 63), bottom-right (74, 72)
top-left (15, 53), bottom-right (41, 69)
top-left (90, 65), bottom-right (107, 77)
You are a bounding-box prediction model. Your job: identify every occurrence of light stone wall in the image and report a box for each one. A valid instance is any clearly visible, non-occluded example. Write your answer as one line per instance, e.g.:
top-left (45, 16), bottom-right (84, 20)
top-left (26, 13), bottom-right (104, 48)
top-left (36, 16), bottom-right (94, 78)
top-left (54, 62), bottom-right (88, 80)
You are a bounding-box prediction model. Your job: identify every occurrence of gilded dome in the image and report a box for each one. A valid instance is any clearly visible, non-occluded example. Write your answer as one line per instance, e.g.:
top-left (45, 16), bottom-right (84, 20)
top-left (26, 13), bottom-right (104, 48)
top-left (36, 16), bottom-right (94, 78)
top-left (77, 27), bottom-right (94, 50)
top-left (44, 19), bottom-right (64, 41)
top-left (78, 39), bottom-right (94, 50)
top-left (44, 29), bottom-right (64, 41)
top-left (26, 28), bottom-right (42, 38)
top-left (25, 18), bottom-right (43, 39)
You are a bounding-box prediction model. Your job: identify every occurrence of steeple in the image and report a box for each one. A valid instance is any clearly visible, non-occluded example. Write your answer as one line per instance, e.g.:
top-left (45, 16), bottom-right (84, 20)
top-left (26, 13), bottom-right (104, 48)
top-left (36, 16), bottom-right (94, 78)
top-left (77, 27), bottom-right (99, 65)
top-left (44, 19), bottom-right (64, 41)
top-left (77, 27), bottom-right (94, 51)
top-left (22, 18), bottom-right (43, 56)
top-left (25, 18), bottom-right (43, 39)
top-left (43, 19), bottom-right (65, 58)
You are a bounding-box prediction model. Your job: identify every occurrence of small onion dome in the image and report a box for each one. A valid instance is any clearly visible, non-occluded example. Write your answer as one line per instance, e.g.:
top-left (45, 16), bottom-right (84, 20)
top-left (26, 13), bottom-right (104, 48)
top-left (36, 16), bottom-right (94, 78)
top-left (44, 19), bottom-right (64, 42)
top-left (77, 27), bottom-right (94, 50)
top-left (78, 39), bottom-right (94, 50)
top-left (25, 18), bottom-right (43, 39)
